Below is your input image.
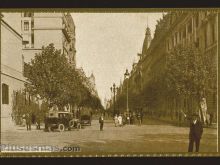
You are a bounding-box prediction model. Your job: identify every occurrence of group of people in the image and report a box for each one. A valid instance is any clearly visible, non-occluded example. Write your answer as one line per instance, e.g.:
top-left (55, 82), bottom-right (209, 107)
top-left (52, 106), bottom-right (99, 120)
top-left (113, 114), bottom-right (123, 127)
top-left (113, 112), bottom-right (142, 127)
top-left (22, 113), bottom-right (41, 131)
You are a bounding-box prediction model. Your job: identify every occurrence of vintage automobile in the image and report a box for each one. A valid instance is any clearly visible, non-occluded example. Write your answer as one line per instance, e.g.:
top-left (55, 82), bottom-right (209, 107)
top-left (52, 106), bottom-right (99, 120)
top-left (45, 111), bottom-right (81, 132)
top-left (80, 114), bottom-right (92, 126)
top-left (79, 108), bottom-right (92, 126)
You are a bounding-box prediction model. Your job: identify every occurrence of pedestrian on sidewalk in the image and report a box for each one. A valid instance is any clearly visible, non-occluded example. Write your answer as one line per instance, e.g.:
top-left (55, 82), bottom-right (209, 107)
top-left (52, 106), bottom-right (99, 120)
top-left (36, 116), bottom-right (41, 130)
top-left (118, 114), bottom-right (123, 127)
top-left (25, 113), bottom-right (31, 131)
top-left (126, 114), bottom-right (130, 125)
top-left (137, 112), bottom-right (142, 126)
top-left (99, 114), bottom-right (104, 131)
top-left (182, 111), bottom-right (203, 152)
top-left (114, 114), bottom-right (118, 127)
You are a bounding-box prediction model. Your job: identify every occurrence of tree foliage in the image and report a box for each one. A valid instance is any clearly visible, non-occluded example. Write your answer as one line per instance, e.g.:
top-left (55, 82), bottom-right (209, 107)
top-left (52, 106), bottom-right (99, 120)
top-left (165, 44), bottom-right (215, 100)
top-left (11, 90), bottom-right (41, 125)
top-left (25, 43), bottom-right (102, 111)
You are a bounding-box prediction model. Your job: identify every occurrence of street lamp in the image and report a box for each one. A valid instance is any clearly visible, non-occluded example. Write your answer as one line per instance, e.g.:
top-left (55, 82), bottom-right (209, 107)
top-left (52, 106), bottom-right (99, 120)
top-left (110, 83), bottom-right (118, 116)
top-left (124, 69), bottom-right (130, 113)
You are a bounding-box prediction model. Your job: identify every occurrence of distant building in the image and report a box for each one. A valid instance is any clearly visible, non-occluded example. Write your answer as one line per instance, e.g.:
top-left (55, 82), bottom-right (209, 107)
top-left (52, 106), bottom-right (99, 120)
top-left (21, 12), bottom-right (76, 67)
top-left (1, 13), bottom-right (26, 130)
top-left (88, 73), bottom-right (98, 97)
top-left (77, 68), bottom-right (98, 97)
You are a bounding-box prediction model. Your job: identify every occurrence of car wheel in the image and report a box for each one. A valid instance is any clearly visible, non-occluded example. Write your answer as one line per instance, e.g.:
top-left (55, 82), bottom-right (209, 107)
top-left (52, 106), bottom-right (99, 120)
top-left (69, 120), bottom-right (74, 128)
top-left (58, 124), bottom-right (65, 132)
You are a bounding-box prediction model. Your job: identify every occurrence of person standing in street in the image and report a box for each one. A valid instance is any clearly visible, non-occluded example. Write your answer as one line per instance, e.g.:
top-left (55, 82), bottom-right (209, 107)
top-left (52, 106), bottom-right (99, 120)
top-left (182, 111), bottom-right (203, 152)
top-left (200, 97), bottom-right (207, 124)
top-left (137, 112), bottom-right (142, 126)
top-left (118, 114), bottom-right (123, 127)
top-left (99, 114), bottom-right (104, 131)
top-left (114, 114), bottom-right (118, 127)
top-left (36, 115), bottom-right (41, 130)
top-left (25, 113), bottom-right (31, 131)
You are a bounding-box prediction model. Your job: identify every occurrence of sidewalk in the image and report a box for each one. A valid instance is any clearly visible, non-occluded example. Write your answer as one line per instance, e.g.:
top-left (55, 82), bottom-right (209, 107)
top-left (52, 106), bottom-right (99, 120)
top-left (2, 124), bottom-right (44, 133)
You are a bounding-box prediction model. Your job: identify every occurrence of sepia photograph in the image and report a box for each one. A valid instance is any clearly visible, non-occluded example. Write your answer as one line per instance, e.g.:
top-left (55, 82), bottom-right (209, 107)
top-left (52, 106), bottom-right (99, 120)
top-left (0, 10), bottom-right (218, 156)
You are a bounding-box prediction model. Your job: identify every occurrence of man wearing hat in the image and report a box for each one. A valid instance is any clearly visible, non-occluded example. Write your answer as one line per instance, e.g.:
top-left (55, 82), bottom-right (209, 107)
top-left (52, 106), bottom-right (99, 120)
top-left (182, 111), bottom-right (203, 152)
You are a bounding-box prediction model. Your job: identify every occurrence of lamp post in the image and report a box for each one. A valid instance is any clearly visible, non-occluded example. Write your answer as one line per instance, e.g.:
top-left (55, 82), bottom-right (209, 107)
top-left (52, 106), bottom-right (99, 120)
top-left (124, 69), bottom-right (130, 113)
top-left (110, 83), bottom-right (118, 116)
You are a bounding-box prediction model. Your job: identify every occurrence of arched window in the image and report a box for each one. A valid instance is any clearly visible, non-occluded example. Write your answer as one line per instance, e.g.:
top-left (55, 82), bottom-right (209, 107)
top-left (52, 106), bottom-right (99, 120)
top-left (2, 83), bottom-right (9, 104)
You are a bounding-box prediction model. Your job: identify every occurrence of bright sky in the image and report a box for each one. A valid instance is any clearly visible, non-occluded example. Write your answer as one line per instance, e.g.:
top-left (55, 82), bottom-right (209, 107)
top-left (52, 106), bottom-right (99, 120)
top-left (71, 13), bottom-right (163, 104)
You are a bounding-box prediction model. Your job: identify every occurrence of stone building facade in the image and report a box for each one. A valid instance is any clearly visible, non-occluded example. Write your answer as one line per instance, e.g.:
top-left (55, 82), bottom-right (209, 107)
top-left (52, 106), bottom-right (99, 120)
top-left (117, 11), bottom-right (217, 122)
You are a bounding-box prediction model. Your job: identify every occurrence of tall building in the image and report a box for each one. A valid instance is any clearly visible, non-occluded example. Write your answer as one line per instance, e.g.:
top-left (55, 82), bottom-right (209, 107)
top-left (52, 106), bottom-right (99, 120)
top-left (117, 11), bottom-right (217, 122)
top-left (21, 12), bottom-right (76, 67)
top-left (1, 13), bottom-right (26, 130)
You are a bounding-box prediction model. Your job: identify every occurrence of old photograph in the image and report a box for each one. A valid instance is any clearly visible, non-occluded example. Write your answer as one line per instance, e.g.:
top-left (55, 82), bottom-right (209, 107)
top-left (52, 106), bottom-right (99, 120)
top-left (0, 10), bottom-right (218, 155)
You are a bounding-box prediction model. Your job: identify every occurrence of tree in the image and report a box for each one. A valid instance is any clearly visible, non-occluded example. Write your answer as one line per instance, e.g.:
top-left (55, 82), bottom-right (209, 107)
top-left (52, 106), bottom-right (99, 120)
top-left (25, 43), bottom-right (83, 109)
top-left (11, 90), bottom-right (41, 125)
top-left (165, 44), bottom-right (215, 114)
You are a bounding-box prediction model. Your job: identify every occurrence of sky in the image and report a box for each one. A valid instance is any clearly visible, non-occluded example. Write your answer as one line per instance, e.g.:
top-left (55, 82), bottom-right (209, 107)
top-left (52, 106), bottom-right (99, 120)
top-left (71, 13), bottom-right (163, 104)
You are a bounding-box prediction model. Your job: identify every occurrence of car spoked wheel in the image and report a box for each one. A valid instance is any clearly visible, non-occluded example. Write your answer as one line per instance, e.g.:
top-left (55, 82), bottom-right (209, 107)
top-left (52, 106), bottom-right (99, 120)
top-left (58, 124), bottom-right (65, 132)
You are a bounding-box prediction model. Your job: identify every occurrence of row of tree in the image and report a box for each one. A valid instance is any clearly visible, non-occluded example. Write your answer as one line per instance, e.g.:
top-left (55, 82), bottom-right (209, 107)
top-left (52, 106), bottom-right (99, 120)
top-left (12, 43), bottom-right (103, 120)
top-left (114, 44), bottom-right (216, 122)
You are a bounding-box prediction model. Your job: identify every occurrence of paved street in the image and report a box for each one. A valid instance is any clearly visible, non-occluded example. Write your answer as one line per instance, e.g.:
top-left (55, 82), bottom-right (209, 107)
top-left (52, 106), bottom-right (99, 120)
top-left (1, 118), bottom-right (217, 153)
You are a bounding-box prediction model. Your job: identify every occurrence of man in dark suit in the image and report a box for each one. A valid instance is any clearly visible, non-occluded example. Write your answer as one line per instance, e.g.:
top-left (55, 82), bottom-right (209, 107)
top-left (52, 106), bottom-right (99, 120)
top-left (183, 112), bottom-right (203, 152)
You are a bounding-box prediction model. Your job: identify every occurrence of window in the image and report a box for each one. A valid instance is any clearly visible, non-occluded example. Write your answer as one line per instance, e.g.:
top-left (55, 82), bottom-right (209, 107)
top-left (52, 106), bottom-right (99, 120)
top-left (183, 28), bottom-right (186, 38)
top-left (2, 83), bottom-right (9, 104)
top-left (175, 32), bottom-right (178, 44)
top-left (24, 21), bottom-right (29, 31)
top-left (212, 23), bottom-right (215, 43)
top-left (195, 14), bottom-right (199, 28)
top-left (31, 33), bottom-right (34, 48)
top-left (23, 12), bottom-right (33, 17)
top-left (167, 41), bottom-right (169, 51)
top-left (195, 37), bottom-right (199, 48)
top-left (188, 21), bottom-right (192, 34)
top-left (204, 27), bottom-right (207, 48)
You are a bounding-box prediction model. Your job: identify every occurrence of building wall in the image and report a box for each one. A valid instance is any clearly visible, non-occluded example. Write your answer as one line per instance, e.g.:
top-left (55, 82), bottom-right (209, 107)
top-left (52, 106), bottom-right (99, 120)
top-left (2, 13), bottom-right (21, 35)
top-left (34, 30), bottom-right (63, 50)
top-left (1, 21), bottom-right (23, 73)
top-left (21, 12), bottom-right (76, 66)
top-left (1, 14), bottom-right (25, 130)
